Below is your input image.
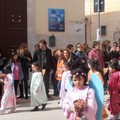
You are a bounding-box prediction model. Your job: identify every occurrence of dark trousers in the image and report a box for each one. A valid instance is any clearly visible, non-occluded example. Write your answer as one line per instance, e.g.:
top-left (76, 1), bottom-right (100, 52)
top-left (43, 68), bottom-right (50, 96)
top-left (51, 71), bottom-right (59, 95)
top-left (19, 69), bottom-right (29, 98)
top-left (103, 70), bottom-right (109, 91)
top-left (14, 80), bottom-right (19, 96)
top-left (0, 84), bottom-right (3, 98)
top-left (57, 80), bottom-right (61, 95)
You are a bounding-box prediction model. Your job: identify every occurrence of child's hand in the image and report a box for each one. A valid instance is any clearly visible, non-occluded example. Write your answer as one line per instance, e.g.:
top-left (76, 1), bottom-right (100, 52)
top-left (75, 117), bottom-right (81, 120)
top-left (35, 88), bottom-right (39, 93)
top-left (67, 106), bottom-right (75, 112)
top-left (70, 106), bottom-right (75, 112)
top-left (0, 79), bottom-right (4, 83)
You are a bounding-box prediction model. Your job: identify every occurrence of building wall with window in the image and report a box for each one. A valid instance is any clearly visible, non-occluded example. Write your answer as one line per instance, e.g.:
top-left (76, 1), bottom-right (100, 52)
top-left (27, 0), bottom-right (85, 54)
top-left (85, 0), bottom-right (120, 46)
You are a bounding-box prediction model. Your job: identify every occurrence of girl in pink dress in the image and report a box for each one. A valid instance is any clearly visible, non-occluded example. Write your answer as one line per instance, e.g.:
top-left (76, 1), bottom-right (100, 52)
top-left (62, 69), bottom-right (97, 120)
top-left (0, 65), bottom-right (16, 114)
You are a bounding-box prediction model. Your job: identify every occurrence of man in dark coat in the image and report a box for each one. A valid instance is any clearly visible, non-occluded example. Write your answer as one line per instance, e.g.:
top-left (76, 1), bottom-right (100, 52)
top-left (33, 39), bottom-right (52, 98)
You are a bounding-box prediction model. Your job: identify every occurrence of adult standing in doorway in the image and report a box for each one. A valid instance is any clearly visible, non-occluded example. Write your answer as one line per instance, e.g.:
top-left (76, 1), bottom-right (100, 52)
top-left (33, 39), bottom-right (52, 98)
top-left (18, 43), bottom-right (32, 99)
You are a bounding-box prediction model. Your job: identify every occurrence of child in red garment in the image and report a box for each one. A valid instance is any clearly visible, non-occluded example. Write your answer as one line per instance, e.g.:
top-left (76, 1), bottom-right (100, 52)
top-left (108, 58), bottom-right (120, 119)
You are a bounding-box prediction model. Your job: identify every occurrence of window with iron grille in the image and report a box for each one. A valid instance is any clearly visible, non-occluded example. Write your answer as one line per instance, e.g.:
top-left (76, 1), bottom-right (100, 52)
top-left (94, 0), bottom-right (104, 13)
top-left (101, 26), bottom-right (106, 36)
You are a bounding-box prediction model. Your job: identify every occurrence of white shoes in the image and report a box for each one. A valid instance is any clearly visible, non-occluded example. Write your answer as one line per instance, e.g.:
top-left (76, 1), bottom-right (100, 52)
top-left (0, 110), bottom-right (6, 115)
top-left (8, 108), bottom-right (16, 114)
top-left (117, 113), bottom-right (120, 119)
top-left (0, 108), bottom-right (16, 115)
top-left (110, 114), bottom-right (120, 120)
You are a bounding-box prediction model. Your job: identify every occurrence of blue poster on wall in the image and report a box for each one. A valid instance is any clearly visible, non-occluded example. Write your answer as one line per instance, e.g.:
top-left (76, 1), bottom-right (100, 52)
top-left (48, 8), bottom-right (65, 31)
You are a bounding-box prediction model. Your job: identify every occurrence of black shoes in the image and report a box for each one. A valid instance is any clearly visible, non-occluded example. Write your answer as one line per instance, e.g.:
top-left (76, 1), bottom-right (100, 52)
top-left (18, 95), bottom-right (29, 99)
top-left (47, 94), bottom-right (51, 98)
top-left (31, 106), bottom-right (39, 111)
top-left (31, 104), bottom-right (47, 111)
top-left (25, 96), bottom-right (29, 99)
top-left (53, 93), bottom-right (59, 96)
top-left (41, 104), bottom-right (47, 110)
top-left (18, 95), bottom-right (24, 99)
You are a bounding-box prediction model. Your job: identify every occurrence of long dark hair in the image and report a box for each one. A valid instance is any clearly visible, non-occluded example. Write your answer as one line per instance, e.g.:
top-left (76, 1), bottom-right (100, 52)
top-left (2, 64), bottom-right (12, 74)
top-left (10, 51), bottom-right (19, 62)
top-left (108, 58), bottom-right (120, 71)
top-left (92, 41), bottom-right (100, 48)
top-left (32, 62), bottom-right (41, 72)
top-left (88, 58), bottom-right (103, 75)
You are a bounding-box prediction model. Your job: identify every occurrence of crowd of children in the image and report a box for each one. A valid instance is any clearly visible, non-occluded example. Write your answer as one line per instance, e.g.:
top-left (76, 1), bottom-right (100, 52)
top-left (0, 40), bottom-right (120, 120)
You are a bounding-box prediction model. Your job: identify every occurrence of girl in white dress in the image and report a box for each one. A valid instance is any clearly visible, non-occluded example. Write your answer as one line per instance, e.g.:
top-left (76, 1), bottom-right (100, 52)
top-left (30, 62), bottom-right (47, 111)
top-left (59, 62), bottom-right (73, 107)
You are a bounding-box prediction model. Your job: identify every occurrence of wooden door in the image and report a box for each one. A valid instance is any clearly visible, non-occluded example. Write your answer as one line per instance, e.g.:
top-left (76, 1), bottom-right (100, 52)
top-left (0, 0), bottom-right (5, 53)
top-left (0, 0), bottom-right (27, 59)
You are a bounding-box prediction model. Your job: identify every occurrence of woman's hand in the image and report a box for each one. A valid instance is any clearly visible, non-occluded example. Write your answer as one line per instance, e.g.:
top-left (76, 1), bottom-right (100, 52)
top-left (81, 59), bottom-right (85, 63)
top-left (0, 73), bottom-right (5, 78)
top-left (27, 57), bottom-right (31, 62)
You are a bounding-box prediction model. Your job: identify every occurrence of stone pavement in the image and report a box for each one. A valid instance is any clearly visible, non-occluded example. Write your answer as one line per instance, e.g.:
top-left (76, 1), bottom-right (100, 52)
top-left (0, 96), bottom-right (66, 120)
top-left (103, 94), bottom-right (113, 120)
top-left (0, 93), bottom-right (113, 120)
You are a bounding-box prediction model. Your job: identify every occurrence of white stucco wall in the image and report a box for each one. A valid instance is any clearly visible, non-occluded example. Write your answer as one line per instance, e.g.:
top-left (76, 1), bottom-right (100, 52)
top-left (27, 0), bottom-right (37, 55)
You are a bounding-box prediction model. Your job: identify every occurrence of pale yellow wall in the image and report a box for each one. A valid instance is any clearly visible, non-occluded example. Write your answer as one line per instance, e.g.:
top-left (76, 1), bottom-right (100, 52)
top-left (85, 0), bottom-right (120, 46)
top-left (86, 0), bottom-right (120, 15)
top-left (35, 0), bottom-right (85, 35)
top-left (105, 0), bottom-right (120, 13)
top-left (34, 0), bottom-right (85, 50)
top-left (85, 0), bottom-right (93, 16)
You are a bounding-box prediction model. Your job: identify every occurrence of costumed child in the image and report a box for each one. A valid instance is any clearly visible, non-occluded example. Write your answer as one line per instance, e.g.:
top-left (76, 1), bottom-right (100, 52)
top-left (8, 51), bottom-right (24, 97)
top-left (30, 62), bottom-right (47, 111)
top-left (108, 58), bottom-right (120, 119)
top-left (0, 65), bottom-right (16, 114)
top-left (62, 68), bottom-right (97, 120)
top-left (87, 58), bottom-right (104, 120)
top-left (59, 62), bottom-right (73, 107)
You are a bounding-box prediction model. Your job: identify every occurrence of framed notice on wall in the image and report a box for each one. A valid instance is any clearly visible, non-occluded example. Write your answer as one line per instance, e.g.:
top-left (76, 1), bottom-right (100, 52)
top-left (48, 8), bottom-right (65, 31)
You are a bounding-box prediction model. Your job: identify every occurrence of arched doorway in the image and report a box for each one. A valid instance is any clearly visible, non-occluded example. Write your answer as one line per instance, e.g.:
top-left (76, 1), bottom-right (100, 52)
top-left (0, 0), bottom-right (27, 59)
